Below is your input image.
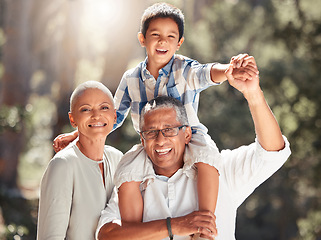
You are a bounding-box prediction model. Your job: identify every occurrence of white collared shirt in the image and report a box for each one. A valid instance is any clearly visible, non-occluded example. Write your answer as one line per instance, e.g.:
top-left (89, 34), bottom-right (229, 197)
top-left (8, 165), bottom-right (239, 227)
top-left (96, 137), bottom-right (291, 240)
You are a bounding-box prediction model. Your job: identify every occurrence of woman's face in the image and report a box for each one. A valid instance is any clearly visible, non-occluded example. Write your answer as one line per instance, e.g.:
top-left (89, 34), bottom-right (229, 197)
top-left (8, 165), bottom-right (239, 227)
top-left (69, 88), bottom-right (116, 141)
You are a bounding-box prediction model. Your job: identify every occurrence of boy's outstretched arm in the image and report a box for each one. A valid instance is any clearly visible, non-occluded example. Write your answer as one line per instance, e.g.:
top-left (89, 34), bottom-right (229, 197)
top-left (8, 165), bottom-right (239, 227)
top-left (211, 53), bottom-right (259, 84)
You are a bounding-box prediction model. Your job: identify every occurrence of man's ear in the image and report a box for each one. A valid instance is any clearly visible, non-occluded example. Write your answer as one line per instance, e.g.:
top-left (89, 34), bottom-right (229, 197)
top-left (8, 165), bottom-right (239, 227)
top-left (138, 32), bottom-right (145, 47)
top-left (68, 112), bottom-right (77, 128)
top-left (140, 134), bottom-right (145, 147)
top-left (176, 37), bottom-right (184, 51)
top-left (184, 126), bottom-right (192, 144)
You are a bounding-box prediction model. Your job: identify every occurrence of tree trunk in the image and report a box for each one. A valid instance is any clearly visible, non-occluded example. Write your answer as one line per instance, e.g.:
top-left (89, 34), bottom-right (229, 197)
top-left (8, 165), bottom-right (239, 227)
top-left (0, 0), bottom-right (33, 189)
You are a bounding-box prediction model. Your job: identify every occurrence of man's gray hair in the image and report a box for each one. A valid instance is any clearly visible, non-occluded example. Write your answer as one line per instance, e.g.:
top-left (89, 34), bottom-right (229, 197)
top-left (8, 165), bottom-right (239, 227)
top-left (139, 96), bottom-right (189, 131)
top-left (70, 81), bottom-right (114, 112)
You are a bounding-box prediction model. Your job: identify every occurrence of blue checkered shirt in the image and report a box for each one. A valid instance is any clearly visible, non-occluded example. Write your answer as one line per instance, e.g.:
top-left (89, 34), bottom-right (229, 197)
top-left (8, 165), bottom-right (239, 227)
top-left (113, 54), bottom-right (218, 134)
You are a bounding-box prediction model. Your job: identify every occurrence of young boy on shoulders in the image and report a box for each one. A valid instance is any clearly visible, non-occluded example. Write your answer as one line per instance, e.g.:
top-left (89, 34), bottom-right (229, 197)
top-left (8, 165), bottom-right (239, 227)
top-left (54, 2), bottom-right (257, 238)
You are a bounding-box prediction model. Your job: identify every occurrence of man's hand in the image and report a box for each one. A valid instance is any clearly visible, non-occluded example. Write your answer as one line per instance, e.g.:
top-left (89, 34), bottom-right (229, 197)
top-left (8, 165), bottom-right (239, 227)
top-left (225, 56), bottom-right (260, 97)
top-left (211, 53), bottom-right (257, 84)
top-left (229, 54), bottom-right (259, 83)
top-left (171, 211), bottom-right (217, 239)
top-left (98, 211), bottom-right (217, 240)
top-left (53, 131), bottom-right (78, 153)
top-left (226, 56), bottom-right (285, 151)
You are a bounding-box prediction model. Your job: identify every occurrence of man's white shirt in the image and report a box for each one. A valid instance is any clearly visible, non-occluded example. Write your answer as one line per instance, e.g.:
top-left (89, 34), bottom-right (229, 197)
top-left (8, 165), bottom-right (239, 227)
top-left (96, 136), bottom-right (291, 240)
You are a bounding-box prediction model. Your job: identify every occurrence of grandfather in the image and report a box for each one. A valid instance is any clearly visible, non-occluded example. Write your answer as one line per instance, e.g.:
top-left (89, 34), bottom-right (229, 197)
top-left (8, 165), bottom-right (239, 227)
top-left (96, 65), bottom-right (291, 240)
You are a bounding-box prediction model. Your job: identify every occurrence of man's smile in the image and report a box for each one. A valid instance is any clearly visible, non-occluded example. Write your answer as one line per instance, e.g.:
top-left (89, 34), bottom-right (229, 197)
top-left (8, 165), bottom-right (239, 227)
top-left (155, 148), bottom-right (172, 155)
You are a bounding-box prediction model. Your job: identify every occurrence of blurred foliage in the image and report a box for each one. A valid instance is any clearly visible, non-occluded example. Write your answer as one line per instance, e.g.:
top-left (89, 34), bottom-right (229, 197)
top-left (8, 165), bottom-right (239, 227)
top-left (297, 210), bottom-right (321, 240)
top-left (0, 0), bottom-right (320, 239)
top-left (178, 0), bottom-right (321, 239)
top-left (0, 191), bottom-right (37, 240)
top-left (0, 105), bottom-right (28, 134)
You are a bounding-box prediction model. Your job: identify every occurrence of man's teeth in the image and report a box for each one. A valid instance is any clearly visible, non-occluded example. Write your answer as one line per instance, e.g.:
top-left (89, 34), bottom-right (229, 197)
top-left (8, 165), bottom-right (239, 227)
top-left (156, 148), bottom-right (171, 155)
top-left (157, 49), bottom-right (167, 53)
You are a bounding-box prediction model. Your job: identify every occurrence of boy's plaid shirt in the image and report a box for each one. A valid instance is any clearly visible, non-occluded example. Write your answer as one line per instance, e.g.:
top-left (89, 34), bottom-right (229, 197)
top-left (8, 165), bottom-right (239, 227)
top-left (113, 54), bottom-right (219, 134)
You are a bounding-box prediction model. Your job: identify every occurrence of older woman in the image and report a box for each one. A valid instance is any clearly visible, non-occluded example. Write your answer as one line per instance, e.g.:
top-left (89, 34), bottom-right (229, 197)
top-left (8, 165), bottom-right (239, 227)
top-left (37, 81), bottom-right (123, 239)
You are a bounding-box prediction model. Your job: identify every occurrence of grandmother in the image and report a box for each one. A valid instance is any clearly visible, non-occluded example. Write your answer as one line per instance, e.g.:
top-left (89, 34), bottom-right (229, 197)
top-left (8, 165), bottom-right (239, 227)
top-left (37, 81), bottom-right (123, 239)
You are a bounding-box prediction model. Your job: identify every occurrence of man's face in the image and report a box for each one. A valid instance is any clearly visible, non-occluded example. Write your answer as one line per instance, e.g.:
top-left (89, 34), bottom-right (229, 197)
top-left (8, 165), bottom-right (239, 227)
top-left (138, 17), bottom-right (184, 71)
top-left (69, 88), bottom-right (116, 141)
top-left (140, 107), bottom-right (191, 177)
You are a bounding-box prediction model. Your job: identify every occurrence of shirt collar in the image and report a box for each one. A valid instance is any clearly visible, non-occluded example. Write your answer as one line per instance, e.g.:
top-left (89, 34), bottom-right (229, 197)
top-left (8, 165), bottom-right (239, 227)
top-left (141, 55), bottom-right (174, 81)
top-left (155, 168), bottom-right (184, 182)
top-left (155, 174), bottom-right (169, 182)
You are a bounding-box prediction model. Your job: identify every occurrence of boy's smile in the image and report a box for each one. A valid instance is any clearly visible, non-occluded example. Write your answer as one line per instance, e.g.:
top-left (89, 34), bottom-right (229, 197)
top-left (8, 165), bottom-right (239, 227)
top-left (138, 17), bottom-right (184, 76)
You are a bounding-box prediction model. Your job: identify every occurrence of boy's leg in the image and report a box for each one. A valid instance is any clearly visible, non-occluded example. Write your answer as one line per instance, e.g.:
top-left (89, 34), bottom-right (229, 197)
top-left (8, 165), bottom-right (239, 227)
top-left (196, 162), bottom-right (219, 239)
top-left (115, 144), bottom-right (151, 224)
top-left (118, 181), bottom-right (144, 223)
top-left (196, 163), bottom-right (219, 214)
top-left (185, 132), bottom-right (220, 239)
top-left (114, 143), bottom-right (155, 224)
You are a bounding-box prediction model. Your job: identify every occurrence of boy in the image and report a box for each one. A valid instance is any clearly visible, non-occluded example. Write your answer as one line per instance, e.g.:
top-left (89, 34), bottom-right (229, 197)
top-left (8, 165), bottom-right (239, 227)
top-left (54, 2), bottom-right (257, 238)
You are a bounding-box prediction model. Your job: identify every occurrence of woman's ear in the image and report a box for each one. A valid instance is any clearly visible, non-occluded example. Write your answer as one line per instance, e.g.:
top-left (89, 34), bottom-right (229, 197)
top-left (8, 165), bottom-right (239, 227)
top-left (68, 112), bottom-right (77, 128)
top-left (114, 109), bottom-right (117, 124)
top-left (138, 32), bottom-right (146, 47)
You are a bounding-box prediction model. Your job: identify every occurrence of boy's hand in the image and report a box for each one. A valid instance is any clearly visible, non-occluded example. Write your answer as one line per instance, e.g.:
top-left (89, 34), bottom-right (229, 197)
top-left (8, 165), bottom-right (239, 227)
top-left (227, 54), bottom-right (259, 83)
top-left (230, 53), bottom-right (255, 68)
top-left (225, 60), bottom-right (260, 95)
top-left (53, 131), bottom-right (78, 153)
top-left (211, 54), bottom-right (256, 84)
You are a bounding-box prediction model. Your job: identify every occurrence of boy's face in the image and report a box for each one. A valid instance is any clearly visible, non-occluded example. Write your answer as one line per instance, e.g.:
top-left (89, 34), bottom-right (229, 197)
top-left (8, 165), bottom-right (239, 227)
top-left (138, 17), bottom-right (184, 71)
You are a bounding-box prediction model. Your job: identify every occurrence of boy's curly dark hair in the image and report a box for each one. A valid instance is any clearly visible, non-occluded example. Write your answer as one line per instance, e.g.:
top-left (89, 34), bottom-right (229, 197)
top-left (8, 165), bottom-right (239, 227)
top-left (140, 2), bottom-right (185, 41)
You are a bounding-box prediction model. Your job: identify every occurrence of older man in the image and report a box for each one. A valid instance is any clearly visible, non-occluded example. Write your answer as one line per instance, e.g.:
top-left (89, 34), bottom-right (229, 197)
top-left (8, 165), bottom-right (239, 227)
top-left (96, 63), bottom-right (291, 240)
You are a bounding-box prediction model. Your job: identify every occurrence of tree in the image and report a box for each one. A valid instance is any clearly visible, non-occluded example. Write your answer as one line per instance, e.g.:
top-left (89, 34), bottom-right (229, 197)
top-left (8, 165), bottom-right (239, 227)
top-left (0, 0), bottom-right (146, 238)
top-left (0, 0), bottom-right (33, 190)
